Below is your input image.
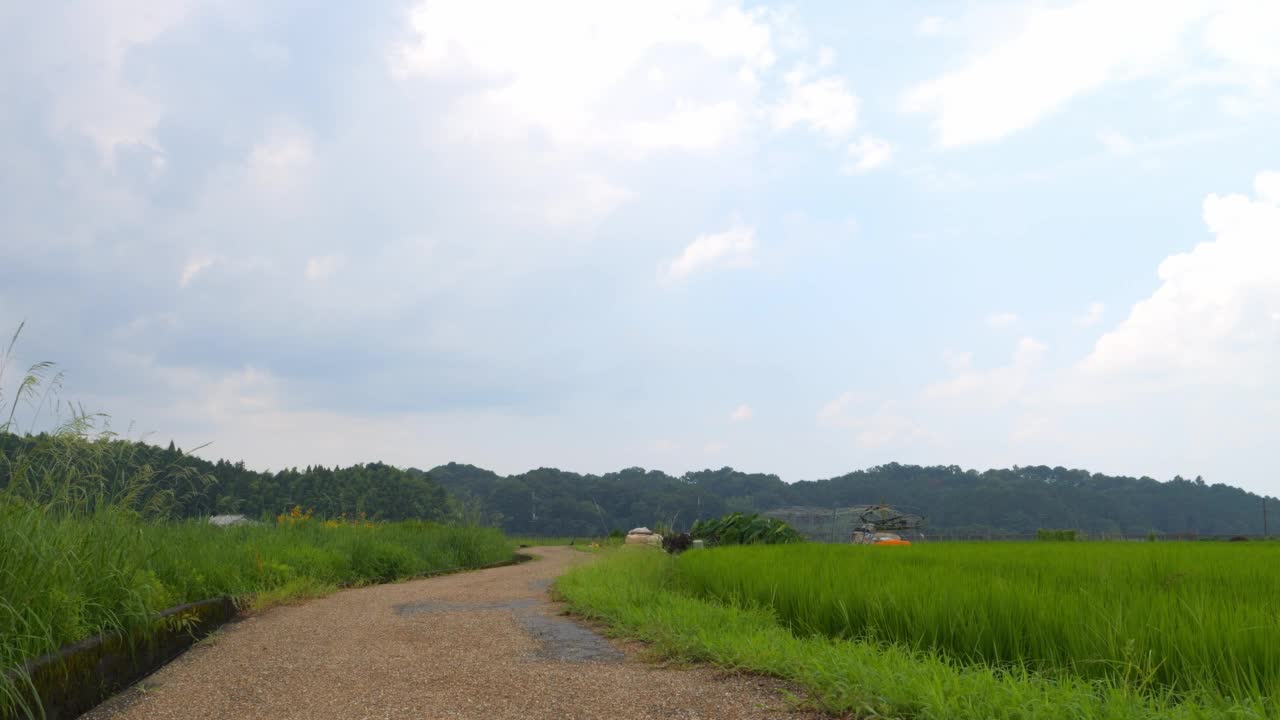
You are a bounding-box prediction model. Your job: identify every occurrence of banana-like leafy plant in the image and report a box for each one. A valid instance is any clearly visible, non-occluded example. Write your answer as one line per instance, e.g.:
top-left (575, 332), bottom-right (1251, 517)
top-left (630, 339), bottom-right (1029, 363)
top-left (689, 512), bottom-right (802, 546)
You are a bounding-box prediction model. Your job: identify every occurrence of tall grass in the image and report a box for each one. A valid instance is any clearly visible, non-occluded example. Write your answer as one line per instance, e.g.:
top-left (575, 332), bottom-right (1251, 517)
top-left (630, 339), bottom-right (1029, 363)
top-left (0, 326), bottom-right (514, 715)
top-left (0, 506), bottom-right (512, 669)
top-left (672, 543), bottom-right (1280, 702)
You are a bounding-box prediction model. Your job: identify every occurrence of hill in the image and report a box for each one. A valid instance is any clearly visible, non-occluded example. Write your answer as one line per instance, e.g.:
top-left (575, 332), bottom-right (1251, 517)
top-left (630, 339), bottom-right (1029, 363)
top-left (5, 430), bottom-right (1272, 537)
top-left (428, 462), bottom-right (1277, 538)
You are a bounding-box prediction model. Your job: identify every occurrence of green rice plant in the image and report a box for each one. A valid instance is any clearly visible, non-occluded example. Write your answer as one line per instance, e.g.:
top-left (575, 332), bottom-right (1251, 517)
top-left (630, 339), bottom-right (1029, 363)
top-left (668, 542), bottom-right (1280, 705)
top-left (556, 548), bottom-right (1276, 719)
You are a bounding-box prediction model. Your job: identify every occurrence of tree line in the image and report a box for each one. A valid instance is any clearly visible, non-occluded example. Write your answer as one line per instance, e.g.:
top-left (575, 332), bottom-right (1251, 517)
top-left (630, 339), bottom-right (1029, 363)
top-left (0, 433), bottom-right (449, 521)
top-left (428, 462), bottom-right (1277, 538)
top-left (3, 431), bottom-right (1273, 536)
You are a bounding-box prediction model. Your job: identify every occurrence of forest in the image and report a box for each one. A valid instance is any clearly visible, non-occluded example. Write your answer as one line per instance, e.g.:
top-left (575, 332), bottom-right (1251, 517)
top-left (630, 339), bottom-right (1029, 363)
top-left (0, 432), bottom-right (450, 521)
top-left (1, 431), bottom-right (1272, 536)
top-left (429, 462), bottom-right (1276, 538)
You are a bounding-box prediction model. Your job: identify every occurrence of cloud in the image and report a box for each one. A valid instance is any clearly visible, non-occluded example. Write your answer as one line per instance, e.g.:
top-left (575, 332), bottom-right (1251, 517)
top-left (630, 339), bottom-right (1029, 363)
top-left (179, 257), bottom-right (215, 288)
top-left (925, 336), bottom-right (1047, 407)
top-left (392, 0), bottom-right (777, 155)
top-left (653, 439), bottom-right (679, 453)
top-left (985, 311), bottom-right (1018, 329)
top-left (1203, 0), bottom-right (1280, 79)
top-left (1097, 129), bottom-right (1135, 155)
top-left (809, 171), bottom-right (1279, 486)
top-left (1075, 301), bottom-right (1106, 328)
top-left (1080, 170), bottom-right (1280, 386)
top-left (843, 134), bottom-right (892, 173)
top-left (729, 404), bottom-right (753, 422)
top-left (902, 0), bottom-right (1215, 147)
top-left (817, 391), bottom-right (933, 449)
top-left (663, 224), bottom-right (756, 281)
top-left (941, 349), bottom-right (973, 372)
top-left (917, 16), bottom-right (945, 37)
top-left (772, 73), bottom-right (859, 139)
top-left (248, 124), bottom-right (315, 195)
top-left (19, 1), bottom-right (203, 168)
top-left (304, 256), bottom-right (344, 282)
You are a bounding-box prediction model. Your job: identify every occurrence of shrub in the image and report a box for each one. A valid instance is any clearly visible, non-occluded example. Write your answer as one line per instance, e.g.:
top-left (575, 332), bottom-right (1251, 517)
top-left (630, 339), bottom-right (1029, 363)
top-left (690, 512), bottom-right (801, 546)
top-left (662, 532), bottom-right (692, 554)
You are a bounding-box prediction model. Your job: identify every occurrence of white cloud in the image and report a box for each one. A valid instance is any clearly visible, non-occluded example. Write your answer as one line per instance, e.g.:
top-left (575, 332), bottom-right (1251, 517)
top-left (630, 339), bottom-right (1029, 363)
top-left (986, 311), bottom-right (1018, 329)
top-left (664, 224), bottom-right (756, 281)
top-left (1075, 301), bottom-right (1106, 327)
top-left (843, 134), bottom-right (892, 173)
top-left (729, 403), bottom-right (753, 422)
top-left (32, 1), bottom-right (202, 167)
top-left (817, 391), bottom-right (858, 426)
top-left (541, 174), bottom-right (632, 226)
top-left (179, 257), bottom-right (214, 288)
top-left (1081, 170), bottom-right (1280, 386)
top-left (817, 391), bottom-right (932, 449)
top-left (941, 349), bottom-right (973, 373)
top-left (772, 74), bottom-right (859, 139)
top-left (703, 441), bottom-right (728, 455)
top-left (623, 100), bottom-right (746, 153)
top-left (902, 0), bottom-right (1212, 147)
top-left (304, 256), bottom-right (344, 282)
top-left (392, 0), bottom-right (776, 155)
top-left (1203, 0), bottom-right (1280, 77)
top-left (1257, 171), bottom-right (1280, 203)
top-left (1097, 129), bottom-right (1135, 155)
top-left (248, 125), bottom-right (315, 195)
top-left (812, 171), bottom-right (1279, 486)
top-left (925, 336), bottom-right (1047, 407)
top-left (917, 16), bottom-right (945, 37)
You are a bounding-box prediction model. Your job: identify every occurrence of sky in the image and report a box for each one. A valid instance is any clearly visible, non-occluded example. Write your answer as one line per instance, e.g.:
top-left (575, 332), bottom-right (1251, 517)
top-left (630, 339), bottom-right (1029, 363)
top-left (0, 0), bottom-right (1277, 493)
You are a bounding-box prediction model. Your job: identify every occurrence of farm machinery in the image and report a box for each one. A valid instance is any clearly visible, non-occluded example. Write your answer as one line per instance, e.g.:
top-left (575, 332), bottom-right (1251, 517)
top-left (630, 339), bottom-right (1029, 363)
top-left (762, 504), bottom-right (926, 544)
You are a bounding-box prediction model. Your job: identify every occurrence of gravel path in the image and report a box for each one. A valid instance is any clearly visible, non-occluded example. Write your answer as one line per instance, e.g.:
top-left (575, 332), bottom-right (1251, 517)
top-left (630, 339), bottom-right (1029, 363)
top-left (84, 547), bottom-right (819, 720)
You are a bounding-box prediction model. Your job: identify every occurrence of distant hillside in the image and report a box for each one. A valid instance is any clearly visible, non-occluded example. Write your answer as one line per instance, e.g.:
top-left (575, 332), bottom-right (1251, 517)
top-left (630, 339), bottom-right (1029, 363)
top-left (6, 429), bottom-right (1271, 537)
top-left (427, 462), bottom-right (1277, 538)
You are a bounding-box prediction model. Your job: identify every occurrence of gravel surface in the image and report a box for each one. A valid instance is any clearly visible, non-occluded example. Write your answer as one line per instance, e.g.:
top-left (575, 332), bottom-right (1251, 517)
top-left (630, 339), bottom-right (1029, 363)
top-left (83, 547), bottom-right (821, 720)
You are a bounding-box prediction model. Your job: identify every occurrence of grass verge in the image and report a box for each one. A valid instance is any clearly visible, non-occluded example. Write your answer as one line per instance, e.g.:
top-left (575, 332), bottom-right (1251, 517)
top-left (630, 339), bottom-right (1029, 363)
top-left (555, 548), bottom-right (1273, 720)
top-left (0, 502), bottom-right (512, 714)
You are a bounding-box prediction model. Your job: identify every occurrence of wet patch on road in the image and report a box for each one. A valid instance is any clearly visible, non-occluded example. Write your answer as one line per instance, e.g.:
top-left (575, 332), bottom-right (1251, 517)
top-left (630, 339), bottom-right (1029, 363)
top-left (515, 612), bottom-right (625, 663)
top-left (394, 598), bottom-right (539, 616)
top-left (394, 597), bottom-right (623, 663)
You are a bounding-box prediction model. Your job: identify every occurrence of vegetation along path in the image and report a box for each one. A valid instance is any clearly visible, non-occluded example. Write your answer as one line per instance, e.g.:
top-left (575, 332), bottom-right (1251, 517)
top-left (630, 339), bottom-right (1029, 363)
top-left (86, 547), bottom-right (817, 720)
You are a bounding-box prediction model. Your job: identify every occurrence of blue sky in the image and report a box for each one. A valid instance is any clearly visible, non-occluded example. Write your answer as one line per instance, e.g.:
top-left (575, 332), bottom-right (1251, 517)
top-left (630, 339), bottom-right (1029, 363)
top-left (1, 0), bottom-right (1277, 492)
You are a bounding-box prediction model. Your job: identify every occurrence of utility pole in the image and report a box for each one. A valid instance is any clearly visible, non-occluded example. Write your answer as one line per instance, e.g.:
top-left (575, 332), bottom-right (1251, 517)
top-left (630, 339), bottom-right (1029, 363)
top-left (1264, 497), bottom-right (1269, 538)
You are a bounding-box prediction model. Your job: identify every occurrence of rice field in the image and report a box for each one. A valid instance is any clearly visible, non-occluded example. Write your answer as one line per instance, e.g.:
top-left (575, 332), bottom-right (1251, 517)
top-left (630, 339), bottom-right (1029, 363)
top-left (556, 543), bottom-right (1280, 718)
top-left (674, 542), bottom-right (1280, 702)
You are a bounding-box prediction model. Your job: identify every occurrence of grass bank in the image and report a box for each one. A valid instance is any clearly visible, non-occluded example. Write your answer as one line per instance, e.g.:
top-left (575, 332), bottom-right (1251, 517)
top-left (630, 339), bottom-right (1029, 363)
top-left (0, 500), bottom-right (511, 712)
top-left (556, 547), bottom-right (1276, 719)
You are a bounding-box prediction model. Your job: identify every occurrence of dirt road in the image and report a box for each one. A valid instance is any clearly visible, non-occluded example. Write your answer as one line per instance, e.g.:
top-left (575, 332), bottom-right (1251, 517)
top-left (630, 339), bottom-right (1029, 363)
top-left (85, 547), bottom-right (815, 720)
